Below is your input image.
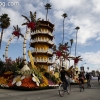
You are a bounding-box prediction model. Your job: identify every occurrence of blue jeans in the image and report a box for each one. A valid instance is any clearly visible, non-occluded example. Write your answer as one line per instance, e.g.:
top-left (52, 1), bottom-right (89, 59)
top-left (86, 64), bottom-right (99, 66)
top-left (61, 78), bottom-right (69, 90)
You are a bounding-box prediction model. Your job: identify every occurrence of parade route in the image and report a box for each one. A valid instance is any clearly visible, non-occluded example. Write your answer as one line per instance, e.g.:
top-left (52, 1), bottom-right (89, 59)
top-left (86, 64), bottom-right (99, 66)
top-left (0, 79), bottom-right (100, 100)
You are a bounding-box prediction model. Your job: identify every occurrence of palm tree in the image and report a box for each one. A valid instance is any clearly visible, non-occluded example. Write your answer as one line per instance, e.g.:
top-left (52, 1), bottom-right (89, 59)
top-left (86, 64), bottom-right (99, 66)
top-left (12, 25), bottom-right (24, 38)
top-left (71, 56), bottom-right (82, 68)
top-left (21, 11), bottom-right (41, 71)
top-left (22, 11), bottom-right (41, 32)
top-left (62, 13), bottom-right (67, 45)
top-left (75, 26), bottom-right (80, 57)
top-left (0, 13), bottom-right (10, 48)
top-left (5, 25), bottom-right (24, 59)
top-left (70, 39), bottom-right (73, 55)
top-left (44, 3), bottom-right (52, 21)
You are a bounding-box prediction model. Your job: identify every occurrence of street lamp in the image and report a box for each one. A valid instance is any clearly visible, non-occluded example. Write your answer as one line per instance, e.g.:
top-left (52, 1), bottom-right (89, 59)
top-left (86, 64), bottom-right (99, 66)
top-left (62, 13), bottom-right (67, 45)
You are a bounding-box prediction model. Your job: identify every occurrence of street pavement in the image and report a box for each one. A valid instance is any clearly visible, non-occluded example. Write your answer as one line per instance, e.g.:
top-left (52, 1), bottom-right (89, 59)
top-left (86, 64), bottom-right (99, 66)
top-left (0, 79), bottom-right (100, 100)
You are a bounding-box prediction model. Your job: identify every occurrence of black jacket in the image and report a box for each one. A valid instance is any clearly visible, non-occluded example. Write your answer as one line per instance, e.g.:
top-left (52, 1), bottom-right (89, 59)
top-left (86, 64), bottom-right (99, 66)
top-left (60, 70), bottom-right (70, 80)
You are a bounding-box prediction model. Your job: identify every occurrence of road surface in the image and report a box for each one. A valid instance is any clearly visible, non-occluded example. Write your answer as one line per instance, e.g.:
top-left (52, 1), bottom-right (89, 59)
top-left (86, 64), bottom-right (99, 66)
top-left (0, 80), bottom-right (100, 100)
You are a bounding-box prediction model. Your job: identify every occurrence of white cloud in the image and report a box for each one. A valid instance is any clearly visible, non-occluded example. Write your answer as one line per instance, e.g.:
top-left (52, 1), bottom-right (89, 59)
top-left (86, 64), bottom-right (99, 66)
top-left (50, 0), bottom-right (81, 10)
top-left (1, 0), bottom-right (100, 71)
top-left (92, 0), bottom-right (100, 13)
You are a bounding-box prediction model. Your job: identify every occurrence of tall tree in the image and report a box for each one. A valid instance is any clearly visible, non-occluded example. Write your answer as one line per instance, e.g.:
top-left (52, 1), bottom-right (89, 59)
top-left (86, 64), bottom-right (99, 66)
top-left (75, 26), bottom-right (80, 57)
top-left (0, 13), bottom-right (10, 48)
top-left (70, 39), bottom-right (73, 54)
top-left (5, 25), bottom-right (24, 59)
top-left (21, 11), bottom-right (41, 71)
top-left (62, 13), bottom-right (67, 45)
top-left (44, 3), bottom-right (52, 21)
top-left (22, 11), bottom-right (40, 32)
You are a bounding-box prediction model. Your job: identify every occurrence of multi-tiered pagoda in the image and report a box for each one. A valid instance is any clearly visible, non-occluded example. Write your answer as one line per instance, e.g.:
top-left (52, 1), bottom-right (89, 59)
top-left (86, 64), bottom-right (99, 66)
top-left (30, 19), bottom-right (54, 70)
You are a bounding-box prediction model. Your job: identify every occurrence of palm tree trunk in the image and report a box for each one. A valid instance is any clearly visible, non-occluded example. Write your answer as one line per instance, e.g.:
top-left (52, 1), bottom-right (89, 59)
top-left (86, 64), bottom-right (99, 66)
top-left (75, 30), bottom-right (78, 57)
top-left (5, 34), bottom-right (15, 59)
top-left (62, 19), bottom-right (64, 45)
top-left (0, 28), bottom-right (4, 49)
top-left (46, 9), bottom-right (48, 21)
top-left (21, 28), bottom-right (31, 71)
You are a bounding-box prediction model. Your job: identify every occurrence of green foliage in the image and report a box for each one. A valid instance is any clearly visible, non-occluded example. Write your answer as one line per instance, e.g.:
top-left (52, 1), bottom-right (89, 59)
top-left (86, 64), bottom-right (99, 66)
top-left (0, 13), bottom-right (10, 29)
top-left (17, 68), bottom-right (43, 83)
top-left (38, 65), bottom-right (47, 72)
top-left (54, 67), bottom-right (59, 73)
top-left (50, 75), bottom-right (58, 83)
top-left (0, 60), bottom-right (4, 74)
top-left (0, 60), bottom-right (4, 68)
top-left (43, 71), bottom-right (58, 84)
top-left (44, 71), bottom-right (50, 79)
top-left (0, 57), bottom-right (25, 76)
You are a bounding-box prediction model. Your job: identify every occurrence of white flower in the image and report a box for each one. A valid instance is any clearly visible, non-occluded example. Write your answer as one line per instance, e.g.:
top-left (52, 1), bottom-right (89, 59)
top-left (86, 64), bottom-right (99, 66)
top-left (16, 81), bottom-right (21, 86)
top-left (12, 76), bottom-right (25, 86)
top-left (32, 74), bottom-right (40, 86)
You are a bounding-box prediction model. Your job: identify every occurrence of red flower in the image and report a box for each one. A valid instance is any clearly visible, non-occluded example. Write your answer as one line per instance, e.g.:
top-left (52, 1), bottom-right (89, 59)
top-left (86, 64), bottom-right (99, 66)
top-left (27, 22), bottom-right (36, 30)
top-left (13, 31), bottom-right (19, 36)
top-left (74, 58), bottom-right (79, 64)
top-left (62, 46), bottom-right (66, 50)
top-left (56, 51), bottom-right (62, 57)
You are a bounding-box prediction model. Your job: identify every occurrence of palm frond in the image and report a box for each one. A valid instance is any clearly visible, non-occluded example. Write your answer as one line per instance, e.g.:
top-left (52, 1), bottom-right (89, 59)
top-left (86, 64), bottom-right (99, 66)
top-left (75, 26), bottom-right (80, 30)
top-left (22, 22), bottom-right (27, 25)
top-left (19, 33), bottom-right (24, 38)
top-left (62, 13), bottom-right (67, 18)
top-left (65, 42), bottom-right (68, 46)
top-left (44, 3), bottom-right (52, 9)
top-left (22, 15), bottom-right (30, 22)
top-left (13, 26), bottom-right (17, 31)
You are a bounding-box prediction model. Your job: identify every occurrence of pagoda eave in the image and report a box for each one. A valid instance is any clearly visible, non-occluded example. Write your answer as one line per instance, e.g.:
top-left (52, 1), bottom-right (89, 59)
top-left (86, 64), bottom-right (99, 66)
top-left (31, 34), bottom-right (53, 39)
top-left (32, 53), bottom-right (53, 57)
top-left (30, 42), bottom-right (54, 48)
top-left (34, 62), bottom-right (53, 65)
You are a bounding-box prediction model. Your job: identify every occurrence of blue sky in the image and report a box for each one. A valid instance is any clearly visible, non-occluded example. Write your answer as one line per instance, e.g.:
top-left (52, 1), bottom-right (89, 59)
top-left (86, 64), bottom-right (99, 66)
top-left (0, 0), bottom-right (100, 72)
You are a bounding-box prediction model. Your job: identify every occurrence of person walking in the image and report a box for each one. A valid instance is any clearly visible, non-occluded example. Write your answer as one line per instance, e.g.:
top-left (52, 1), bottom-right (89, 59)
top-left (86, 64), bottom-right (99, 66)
top-left (86, 72), bottom-right (91, 87)
top-left (98, 74), bottom-right (100, 83)
top-left (78, 72), bottom-right (85, 89)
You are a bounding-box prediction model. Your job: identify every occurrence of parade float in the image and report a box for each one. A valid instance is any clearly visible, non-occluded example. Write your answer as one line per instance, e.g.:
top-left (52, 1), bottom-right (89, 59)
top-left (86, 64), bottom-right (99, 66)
top-left (0, 4), bottom-right (84, 90)
top-left (0, 11), bottom-right (61, 90)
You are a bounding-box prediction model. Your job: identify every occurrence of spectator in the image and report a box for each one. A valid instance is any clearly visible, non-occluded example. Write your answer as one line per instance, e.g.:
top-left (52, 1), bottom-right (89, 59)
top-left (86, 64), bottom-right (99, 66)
top-left (98, 74), bottom-right (100, 83)
top-left (86, 72), bottom-right (91, 87)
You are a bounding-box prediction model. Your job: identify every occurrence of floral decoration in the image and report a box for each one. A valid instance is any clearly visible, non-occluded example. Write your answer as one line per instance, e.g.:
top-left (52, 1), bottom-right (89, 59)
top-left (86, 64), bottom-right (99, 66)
top-left (32, 73), bottom-right (40, 86)
top-left (12, 75), bottom-right (25, 86)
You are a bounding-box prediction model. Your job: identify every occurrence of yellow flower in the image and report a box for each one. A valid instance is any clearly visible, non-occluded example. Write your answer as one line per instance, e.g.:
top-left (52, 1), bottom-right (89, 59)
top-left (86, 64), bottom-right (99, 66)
top-left (32, 74), bottom-right (40, 86)
top-left (12, 76), bottom-right (25, 86)
top-left (0, 77), bottom-right (9, 87)
top-left (4, 71), bottom-right (13, 74)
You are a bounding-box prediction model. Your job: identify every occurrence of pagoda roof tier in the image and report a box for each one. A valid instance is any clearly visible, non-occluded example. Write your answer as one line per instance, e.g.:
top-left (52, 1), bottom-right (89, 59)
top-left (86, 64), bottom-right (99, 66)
top-left (32, 52), bottom-right (53, 57)
top-left (33, 58), bottom-right (53, 65)
top-left (30, 41), bottom-right (54, 48)
top-left (31, 50), bottom-right (53, 57)
top-left (38, 20), bottom-right (54, 32)
top-left (34, 62), bottom-right (53, 66)
top-left (31, 32), bottom-right (53, 40)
